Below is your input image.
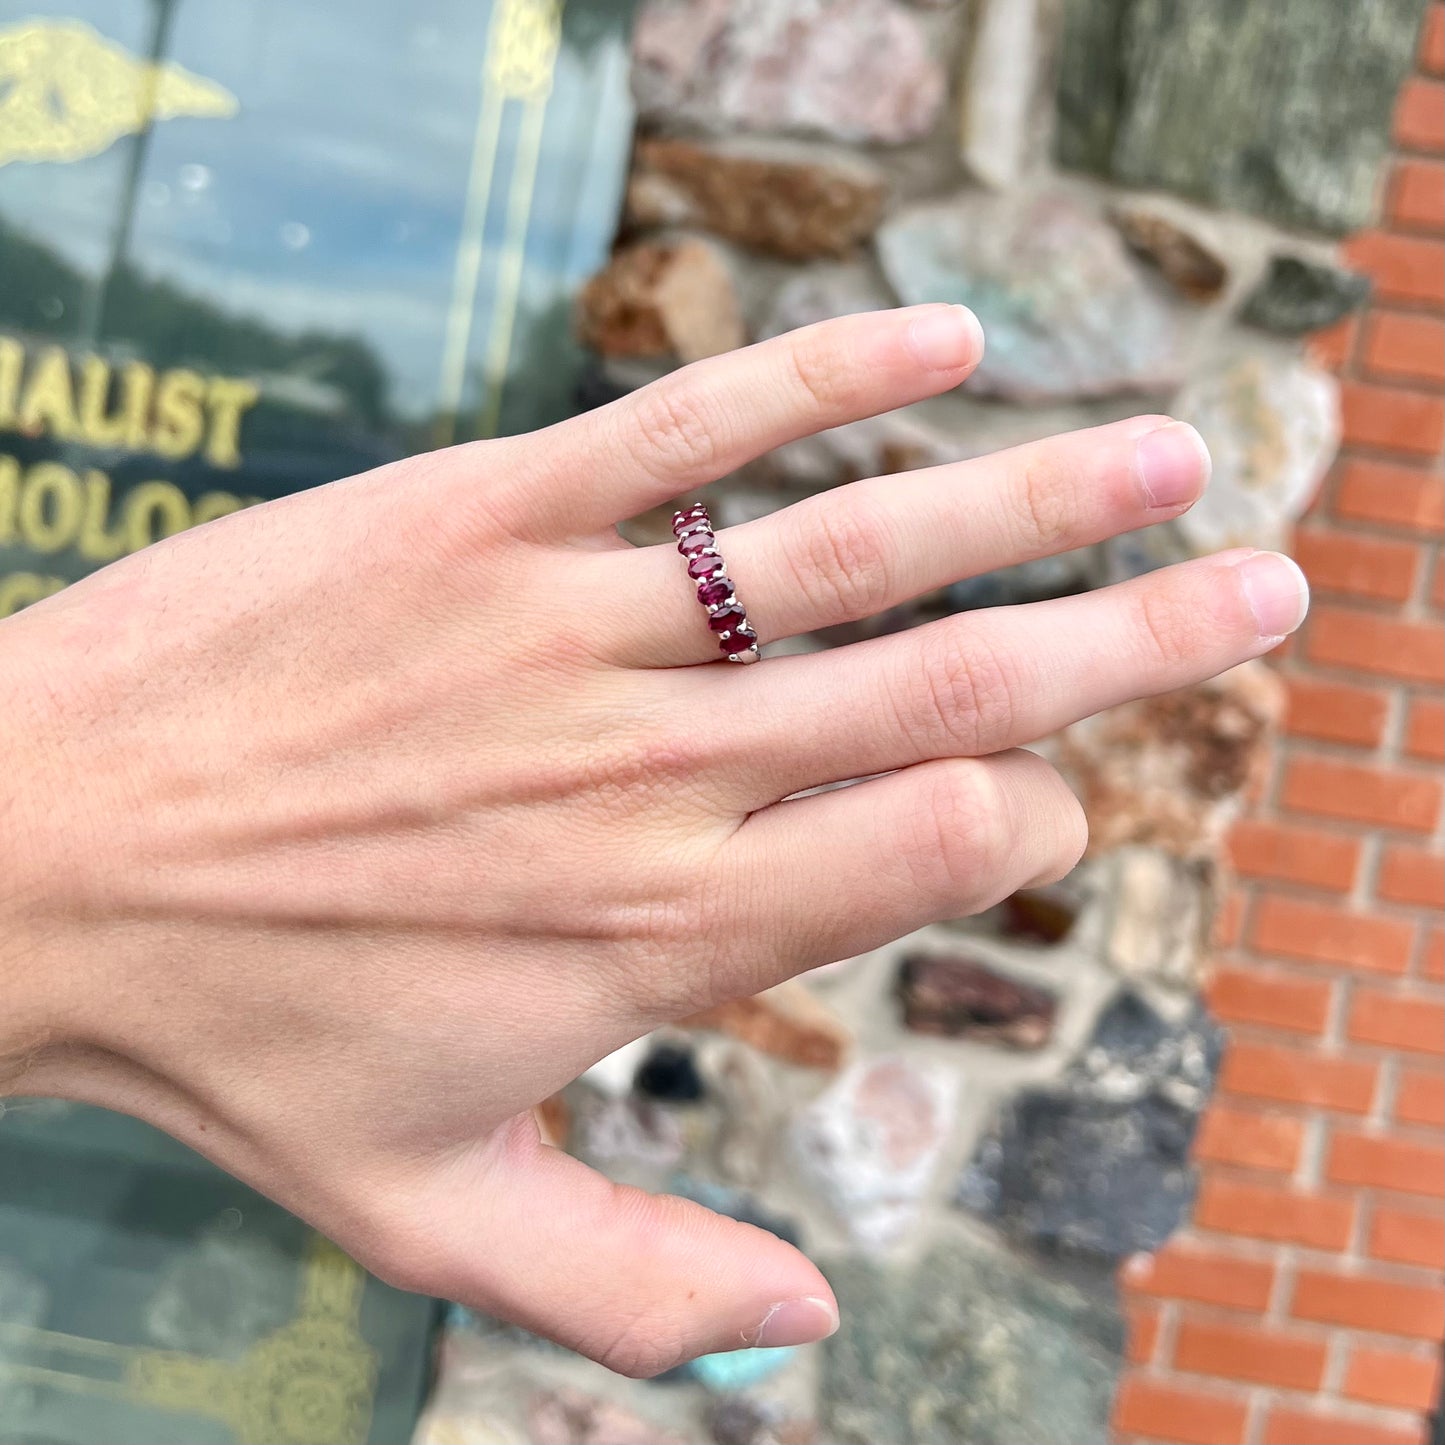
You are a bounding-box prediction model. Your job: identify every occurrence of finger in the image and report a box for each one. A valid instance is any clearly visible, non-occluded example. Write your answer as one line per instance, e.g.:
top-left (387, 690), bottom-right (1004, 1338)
top-left (601, 414), bottom-right (1210, 667)
top-left (703, 549), bottom-right (1309, 808)
top-left (388, 1117), bottom-right (837, 1377)
top-left (725, 751), bottom-right (1086, 985)
top-left (506, 305), bottom-right (983, 538)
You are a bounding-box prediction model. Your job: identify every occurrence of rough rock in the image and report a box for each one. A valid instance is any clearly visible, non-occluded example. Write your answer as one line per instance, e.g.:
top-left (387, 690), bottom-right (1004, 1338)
top-left (627, 138), bottom-right (886, 260)
top-left (956, 992), bottom-right (1223, 1258)
top-left (791, 1055), bottom-right (955, 1248)
top-left (1110, 205), bottom-right (1229, 301)
top-left (823, 1241), bottom-right (1123, 1443)
top-left (576, 239), bottom-right (743, 362)
top-left (1173, 354), bottom-right (1340, 554)
top-left (685, 980), bottom-right (851, 1070)
top-left (1240, 254), bottom-right (1372, 335)
top-left (1054, 0), bottom-right (1427, 233)
top-left (999, 882), bottom-right (1085, 945)
top-left (636, 1041), bottom-right (706, 1102)
top-left (1060, 661), bottom-right (1285, 858)
top-left (573, 1095), bottom-right (685, 1174)
top-left (896, 953), bottom-right (1058, 1048)
top-left (1100, 847), bottom-right (1219, 993)
top-left (877, 193), bottom-right (1183, 401)
top-left (958, 0), bottom-right (1043, 189)
top-left (632, 0), bottom-right (946, 145)
top-left (708, 1398), bottom-right (818, 1445)
top-left (705, 1041), bottom-right (783, 1186)
top-left (945, 550), bottom-right (1100, 611)
top-left (529, 1388), bottom-right (688, 1445)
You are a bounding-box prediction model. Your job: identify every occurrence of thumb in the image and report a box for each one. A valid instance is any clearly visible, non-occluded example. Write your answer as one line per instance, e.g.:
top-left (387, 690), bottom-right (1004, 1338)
top-left (394, 1116), bottom-right (838, 1377)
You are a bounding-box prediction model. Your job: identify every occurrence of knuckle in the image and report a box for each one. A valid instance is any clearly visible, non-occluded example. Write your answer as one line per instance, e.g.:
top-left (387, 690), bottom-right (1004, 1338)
top-left (627, 379), bottom-right (721, 480)
top-left (787, 498), bottom-right (895, 621)
top-left (1133, 583), bottom-right (1197, 670)
top-left (914, 625), bottom-right (1016, 757)
top-left (897, 761), bottom-right (1007, 902)
top-left (783, 331), bottom-right (850, 421)
top-left (1013, 453), bottom-right (1077, 555)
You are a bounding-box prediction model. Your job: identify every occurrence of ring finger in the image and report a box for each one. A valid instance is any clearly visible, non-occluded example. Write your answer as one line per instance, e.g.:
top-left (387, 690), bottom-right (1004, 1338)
top-left (596, 414), bottom-right (1211, 668)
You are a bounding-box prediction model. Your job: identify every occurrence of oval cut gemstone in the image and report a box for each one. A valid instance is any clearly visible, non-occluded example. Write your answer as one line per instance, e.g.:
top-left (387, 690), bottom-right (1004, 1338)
top-left (708, 604), bottom-right (747, 632)
top-left (678, 531), bottom-right (715, 555)
top-left (697, 577), bottom-right (733, 606)
top-left (687, 554), bottom-right (724, 579)
top-left (720, 630), bottom-right (757, 654)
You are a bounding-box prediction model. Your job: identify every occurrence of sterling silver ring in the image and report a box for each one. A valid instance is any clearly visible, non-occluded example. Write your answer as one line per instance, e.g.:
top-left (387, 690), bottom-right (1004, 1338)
top-left (672, 503), bottom-right (761, 664)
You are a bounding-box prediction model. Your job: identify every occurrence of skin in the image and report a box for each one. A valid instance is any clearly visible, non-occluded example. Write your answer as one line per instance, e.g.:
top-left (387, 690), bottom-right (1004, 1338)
top-left (0, 306), bottom-right (1308, 1374)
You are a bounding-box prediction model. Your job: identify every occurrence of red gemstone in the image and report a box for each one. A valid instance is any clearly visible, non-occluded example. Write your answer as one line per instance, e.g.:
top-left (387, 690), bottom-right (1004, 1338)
top-left (697, 577), bottom-right (733, 606)
top-left (708, 604), bottom-right (747, 632)
top-left (687, 554), bottom-right (724, 579)
top-left (674, 507), bottom-right (707, 528)
top-left (678, 531), bottom-right (715, 555)
top-left (720, 629), bottom-right (757, 655)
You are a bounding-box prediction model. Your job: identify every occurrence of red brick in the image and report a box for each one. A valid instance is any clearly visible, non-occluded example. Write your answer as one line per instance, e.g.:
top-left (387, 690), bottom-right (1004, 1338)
top-left (1334, 458), bottom-right (1445, 535)
top-left (1192, 1104), bottom-right (1305, 1174)
top-left (1208, 965), bottom-right (1333, 1036)
top-left (1389, 158), bottom-right (1445, 230)
top-left (1227, 819), bottom-right (1361, 891)
top-left (1195, 1174), bottom-right (1355, 1250)
top-left (1340, 378), bottom-right (1445, 455)
top-left (1295, 528), bottom-right (1423, 602)
top-left (1344, 1343), bottom-right (1443, 1411)
top-left (1306, 606), bottom-right (1445, 687)
top-left (1174, 1316), bottom-right (1327, 1392)
top-left (1349, 989), bottom-right (1445, 1056)
top-left (1291, 1266), bottom-right (1445, 1339)
top-left (1284, 676), bottom-right (1391, 748)
top-left (1370, 1203), bottom-right (1445, 1269)
top-left (1364, 312), bottom-right (1445, 386)
top-left (1405, 697), bottom-right (1445, 761)
top-left (1345, 232), bottom-right (1445, 307)
top-left (1120, 1240), bottom-right (1276, 1313)
top-left (1327, 1129), bottom-right (1445, 1197)
top-left (1395, 1067), bottom-right (1445, 1128)
top-left (1424, 4), bottom-right (1445, 76)
top-left (1125, 1302), bottom-right (1161, 1364)
top-left (1378, 847), bottom-right (1445, 910)
top-left (1263, 1403), bottom-right (1426, 1445)
top-left (1220, 1038), bottom-right (1379, 1113)
top-left (1395, 76), bottom-right (1445, 151)
top-left (1212, 886), bottom-right (1245, 949)
top-left (1251, 894), bottom-right (1416, 975)
top-left (1113, 1376), bottom-right (1249, 1445)
top-left (1307, 314), bottom-right (1359, 372)
top-left (1425, 928), bottom-right (1445, 983)
top-left (1281, 755), bottom-right (1443, 833)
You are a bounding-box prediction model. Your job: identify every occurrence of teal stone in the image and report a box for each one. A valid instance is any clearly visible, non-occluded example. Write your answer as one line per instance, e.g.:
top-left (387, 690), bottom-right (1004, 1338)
top-left (687, 1345), bottom-right (796, 1391)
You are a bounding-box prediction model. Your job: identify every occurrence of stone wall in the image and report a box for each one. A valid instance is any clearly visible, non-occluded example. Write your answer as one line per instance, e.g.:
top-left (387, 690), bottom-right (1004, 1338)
top-left (414, 3), bottom-right (1439, 1443)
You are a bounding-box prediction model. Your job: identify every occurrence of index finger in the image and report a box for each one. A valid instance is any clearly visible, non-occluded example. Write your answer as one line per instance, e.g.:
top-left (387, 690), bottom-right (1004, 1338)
top-left (505, 305), bottom-right (984, 539)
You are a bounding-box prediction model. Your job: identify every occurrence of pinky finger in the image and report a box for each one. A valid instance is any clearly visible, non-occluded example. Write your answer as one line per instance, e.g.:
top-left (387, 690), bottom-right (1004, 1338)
top-left (721, 750), bottom-right (1086, 994)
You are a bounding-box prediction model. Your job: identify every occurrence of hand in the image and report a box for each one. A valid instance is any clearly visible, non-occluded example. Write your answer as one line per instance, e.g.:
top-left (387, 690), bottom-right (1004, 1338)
top-left (0, 306), bottom-right (1307, 1375)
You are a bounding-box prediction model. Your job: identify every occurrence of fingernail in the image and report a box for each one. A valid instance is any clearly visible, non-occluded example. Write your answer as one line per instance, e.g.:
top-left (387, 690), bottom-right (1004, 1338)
top-left (904, 305), bottom-right (983, 371)
top-left (751, 1296), bottom-right (839, 1349)
top-left (1136, 421), bottom-right (1210, 508)
top-left (1235, 550), bottom-right (1310, 639)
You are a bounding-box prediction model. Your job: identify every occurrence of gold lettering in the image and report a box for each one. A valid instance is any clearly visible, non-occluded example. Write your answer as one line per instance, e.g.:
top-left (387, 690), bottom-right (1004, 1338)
top-left (0, 571), bottom-right (66, 618)
top-left (204, 377), bottom-right (260, 468)
top-left (190, 490), bottom-right (246, 526)
top-left (77, 469), bottom-right (128, 562)
top-left (0, 454), bottom-right (17, 542)
top-left (123, 480), bottom-right (191, 552)
top-left (0, 338), bottom-right (23, 430)
top-left (18, 462), bottom-right (84, 553)
top-left (16, 346), bottom-right (78, 441)
top-left (76, 355), bottom-right (128, 448)
top-left (150, 369), bottom-right (207, 460)
top-left (119, 362), bottom-right (156, 450)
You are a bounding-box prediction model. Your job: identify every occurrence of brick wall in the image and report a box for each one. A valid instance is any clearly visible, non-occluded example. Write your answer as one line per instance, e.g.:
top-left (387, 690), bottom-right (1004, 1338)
top-left (1112, 10), bottom-right (1445, 1445)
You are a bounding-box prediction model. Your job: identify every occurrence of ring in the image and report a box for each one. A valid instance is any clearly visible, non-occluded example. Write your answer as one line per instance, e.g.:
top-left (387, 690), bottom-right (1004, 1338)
top-left (672, 504), bottom-right (761, 664)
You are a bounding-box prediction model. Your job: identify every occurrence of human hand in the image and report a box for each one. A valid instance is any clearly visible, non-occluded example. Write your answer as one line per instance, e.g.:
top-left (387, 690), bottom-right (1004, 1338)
top-left (0, 306), bottom-right (1307, 1374)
